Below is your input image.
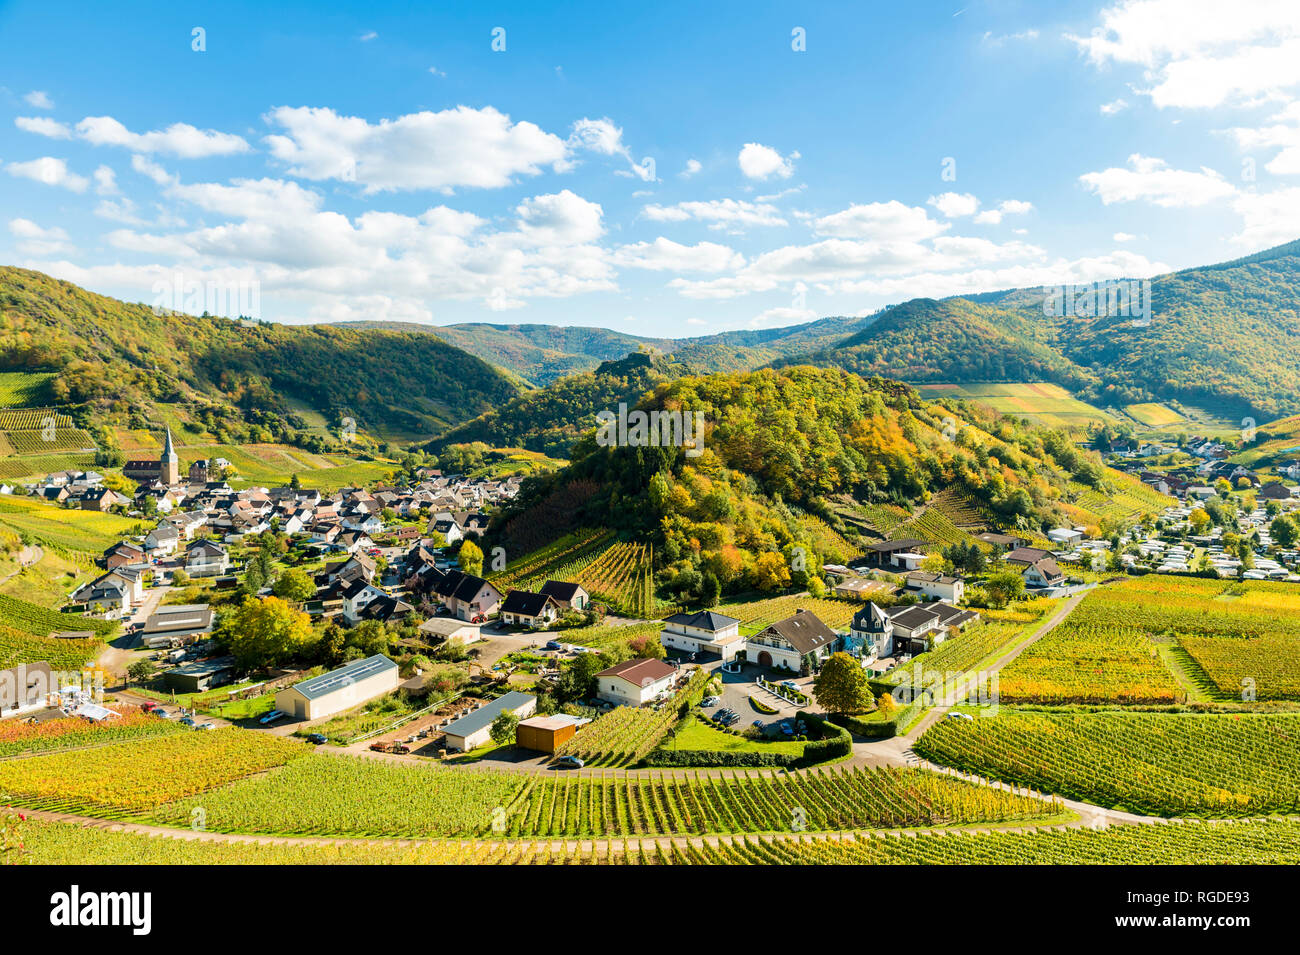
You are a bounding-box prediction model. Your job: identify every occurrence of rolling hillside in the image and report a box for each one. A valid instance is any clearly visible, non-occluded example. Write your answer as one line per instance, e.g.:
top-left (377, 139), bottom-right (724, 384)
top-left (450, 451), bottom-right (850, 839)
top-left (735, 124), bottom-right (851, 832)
top-left (0, 267), bottom-right (521, 447)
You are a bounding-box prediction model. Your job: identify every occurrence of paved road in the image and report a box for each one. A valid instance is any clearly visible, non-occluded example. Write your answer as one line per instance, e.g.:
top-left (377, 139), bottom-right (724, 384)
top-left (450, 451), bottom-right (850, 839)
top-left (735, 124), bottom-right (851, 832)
top-left (96, 584), bottom-right (172, 682)
top-left (0, 544), bottom-right (43, 585)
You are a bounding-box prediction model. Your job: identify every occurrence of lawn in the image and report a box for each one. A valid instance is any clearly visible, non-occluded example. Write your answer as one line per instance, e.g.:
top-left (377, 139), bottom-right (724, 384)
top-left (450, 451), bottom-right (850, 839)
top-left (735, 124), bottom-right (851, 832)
top-left (666, 715), bottom-right (806, 756)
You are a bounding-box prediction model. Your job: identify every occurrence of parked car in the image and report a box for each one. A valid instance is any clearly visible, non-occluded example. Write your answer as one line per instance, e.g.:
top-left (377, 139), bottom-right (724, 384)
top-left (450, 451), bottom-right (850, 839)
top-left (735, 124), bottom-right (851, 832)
top-left (179, 716), bottom-right (196, 727)
top-left (701, 695), bottom-right (720, 707)
top-left (947, 711), bottom-right (974, 722)
top-left (258, 709), bottom-right (287, 725)
top-left (196, 721), bottom-right (216, 730)
top-left (554, 755), bottom-right (585, 769)
top-left (545, 640), bottom-right (562, 651)
top-left (306, 733), bottom-right (328, 745)
top-left (139, 700), bottom-right (159, 713)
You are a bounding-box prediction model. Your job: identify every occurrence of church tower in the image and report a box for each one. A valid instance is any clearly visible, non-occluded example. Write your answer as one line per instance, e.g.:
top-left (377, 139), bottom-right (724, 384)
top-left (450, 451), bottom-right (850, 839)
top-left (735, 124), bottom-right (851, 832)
top-left (160, 426), bottom-right (180, 485)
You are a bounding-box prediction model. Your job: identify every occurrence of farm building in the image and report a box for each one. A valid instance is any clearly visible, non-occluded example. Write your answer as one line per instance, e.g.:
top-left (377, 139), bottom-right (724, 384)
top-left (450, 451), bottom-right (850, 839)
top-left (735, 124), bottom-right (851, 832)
top-left (141, 604), bottom-right (214, 648)
top-left (274, 654), bottom-right (400, 722)
top-left (417, 617), bottom-right (482, 646)
top-left (860, 539), bottom-right (929, 570)
top-left (439, 691), bottom-right (537, 752)
top-left (659, 610), bottom-right (742, 661)
top-left (164, 656), bottom-right (237, 694)
top-left (595, 658), bottom-right (677, 706)
top-left (516, 713), bottom-right (590, 754)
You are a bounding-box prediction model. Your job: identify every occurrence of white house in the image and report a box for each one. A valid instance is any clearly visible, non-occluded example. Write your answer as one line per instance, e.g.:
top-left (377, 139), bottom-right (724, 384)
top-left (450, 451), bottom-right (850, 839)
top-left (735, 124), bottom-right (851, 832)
top-left (903, 571), bottom-right (965, 603)
top-left (1023, 556), bottom-right (1066, 588)
top-left (434, 570), bottom-right (502, 622)
top-left (185, 539), bottom-right (230, 578)
top-left (744, 609), bottom-right (837, 673)
top-left (595, 658), bottom-right (677, 706)
top-left (341, 580), bottom-right (387, 625)
top-left (659, 609), bottom-right (743, 661)
top-left (499, 590), bottom-right (561, 627)
top-left (439, 691), bottom-right (537, 752)
top-left (1047, 527), bottom-right (1084, 546)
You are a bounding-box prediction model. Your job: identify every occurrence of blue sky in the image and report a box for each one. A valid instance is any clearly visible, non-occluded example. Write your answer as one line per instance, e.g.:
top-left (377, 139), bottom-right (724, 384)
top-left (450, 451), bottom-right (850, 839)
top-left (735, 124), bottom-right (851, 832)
top-left (1, 0), bottom-right (1297, 336)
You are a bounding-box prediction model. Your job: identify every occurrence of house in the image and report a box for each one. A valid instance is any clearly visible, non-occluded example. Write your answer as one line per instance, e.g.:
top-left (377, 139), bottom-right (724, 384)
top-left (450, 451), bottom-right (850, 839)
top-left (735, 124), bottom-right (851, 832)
top-left (974, 532), bottom-right (1024, 551)
top-left (79, 486), bottom-right (124, 512)
top-left (341, 580), bottom-right (388, 624)
top-left (417, 617), bottom-right (482, 647)
top-left (185, 539), bottom-right (229, 578)
top-left (832, 577), bottom-right (879, 599)
top-left (1023, 557), bottom-right (1066, 588)
top-left (595, 658), bottom-right (678, 706)
top-left (886, 601), bottom-right (981, 657)
top-left (850, 602), bottom-right (896, 661)
top-left (659, 609), bottom-right (743, 661)
top-left (274, 654), bottom-right (400, 722)
top-left (352, 592), bottom-right (415, 624)
top-left (143, 523), bottom-right (180, 556)
top-left (103, 540), bottom-right (145, 570)
top-left (439, 691), bottom-right (537, 752)
top-left (1260, 482), bottom-right (1295, 502)
top-left (516, 713), bottom-right (590, 754)
top-left (499, 590), bottom-right (561, 628)
top-left (745, 609), bottom-right (837, 673)
top-left (1003, 546), bottom-right (1054, 568)
top-left (164, 656), bottom-right (236, 694)
top-left (141, 604), bottom-right (213, 648)
top-left (538, 580), bottom-right (590, 611)
top-left (71, 568), bottom-right (144, 617)
top-left (434, 569), bottom-right (503, 622)
top-left (904, 571), bottom-right (965, 603)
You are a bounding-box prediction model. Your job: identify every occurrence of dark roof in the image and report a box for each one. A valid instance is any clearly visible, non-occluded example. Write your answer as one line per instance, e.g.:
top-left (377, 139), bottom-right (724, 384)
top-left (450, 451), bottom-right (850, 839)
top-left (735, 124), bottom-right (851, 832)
top-left (435, 569), bottom-right (497, 602)
top-left (1026, 557), bottom-right (1064, 580)
top-left (851, 602), bottom-right (890, 632)
top-left (663, 609), bottom-right (741, 632)
top-left (755, 610), bottom-right (836, 655)
top-left (143, 604), bottom-right (213, 636)
top-left (887, 605), bottom-right (942, 630)
top-left (500, 590), bottom-right (558, 617)
top-left (539, 580), bottom-right (587, 601)
top-left (863, 538), bottom-right (929, 554)
top-left (1004, 546), bottom-right (1053, 565)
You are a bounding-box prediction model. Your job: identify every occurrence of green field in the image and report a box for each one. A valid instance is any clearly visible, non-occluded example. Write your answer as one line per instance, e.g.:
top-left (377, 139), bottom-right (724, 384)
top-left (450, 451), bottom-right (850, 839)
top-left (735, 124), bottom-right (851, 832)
top-left (1124, 402), bottom-right (1185, 428)
top-left (914, 382), bottom-right (1120, 431)
top-left (0, 371), bottom-right (56, 407)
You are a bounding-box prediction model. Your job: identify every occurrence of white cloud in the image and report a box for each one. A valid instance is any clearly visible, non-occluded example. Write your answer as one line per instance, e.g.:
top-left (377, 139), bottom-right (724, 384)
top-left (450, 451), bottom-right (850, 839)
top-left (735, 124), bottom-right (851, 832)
top-left (1079, 154), bottom-right (1236, 206)
top-left (1069, 1), bottom-right (1300, 109)
top-left (74, 116), bottom-right (251, 157)
top-left (5, 156), bottom-right (89, 192)
top-left (569, 116), bottom-right (655, 181)
top-left (612, 237), bottom-right (743, 273)
top-left (927, 192), bottom-right (980, 217)
top-left (1113, 231), bottom-right (1137, 241)
top-left (748, 305), bottom-right (817, 328)
top-left (15, 116), bottom-right (72, 138)
top-left (681, 158), bottom-right (702, 178)
top-left (738, 142), bottom-right (797, 180)
top-left (973, 198), bottom-right (1034, 225)
top-left (1230, 185), bottom-right (1300, 248)
top-left (1226, 102), bottom-right (1300, 174)
top-left (815, 201), bottom-right (948, 241)
top-left (8, 217), bottom-right (72, 255)
top-left (23, 90), bottom-right (53, 109)
top-left (93, 165), bottom-right (118, 195)
top-left (263, 104), bottom-right (571, 193)
top-left (642, 198), bottom-right (787, 229)
top-left (1100, 98), bottom-right (1130, 114)
top-left (360, 31), bottom-right (378, 42)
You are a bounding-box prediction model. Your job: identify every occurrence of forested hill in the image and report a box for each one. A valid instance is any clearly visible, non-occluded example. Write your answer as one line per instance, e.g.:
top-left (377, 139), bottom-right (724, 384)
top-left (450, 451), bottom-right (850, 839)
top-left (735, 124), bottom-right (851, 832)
top-left (428, 351), bottom-right (691, 458)
top-left (0, 267), bottom-right (521, 444)
top-left (495, 366), bottom-right (1136, 603)
top-left (777, 297), bottom-right (1098, 393)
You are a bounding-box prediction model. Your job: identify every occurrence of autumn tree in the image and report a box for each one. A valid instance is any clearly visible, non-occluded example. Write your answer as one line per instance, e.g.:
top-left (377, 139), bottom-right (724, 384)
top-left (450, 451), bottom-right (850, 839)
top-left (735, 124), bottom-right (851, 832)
top-left (458, 539), bottom-right (484, 576)
top-left (813, 652), bottom-right (874, 716)
top-left (219, 596), bottom-right (314, 669)
top-left (272, 567), bottom-right (316, 604)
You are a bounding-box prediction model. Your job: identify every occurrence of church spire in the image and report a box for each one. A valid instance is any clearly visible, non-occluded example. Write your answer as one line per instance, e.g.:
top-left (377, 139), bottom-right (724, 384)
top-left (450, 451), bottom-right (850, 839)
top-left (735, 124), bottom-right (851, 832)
top-left (163, 425), bottom-right (176, 461)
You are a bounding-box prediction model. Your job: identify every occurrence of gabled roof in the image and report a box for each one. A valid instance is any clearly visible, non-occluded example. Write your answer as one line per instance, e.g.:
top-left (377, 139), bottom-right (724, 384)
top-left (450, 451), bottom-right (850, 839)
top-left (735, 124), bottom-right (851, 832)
top-left (851, 601), bottom-right (891, 632)
top-left (1004, 546), bottom-right (1053, 564)
top-left (539, 580), bottom-right (588, 602)
top-left (440, 691), bottom-right (535, 740)
top-left (500, 590), bottom-right (558, 617)
top-left (754, 610), bottom-right (836, 655)
top-left (289, 654), bottom-right (398, 700)
top-left (663, 609), bottom-right (740, 632)
top-left (596, 657), bottom-right (677, 687)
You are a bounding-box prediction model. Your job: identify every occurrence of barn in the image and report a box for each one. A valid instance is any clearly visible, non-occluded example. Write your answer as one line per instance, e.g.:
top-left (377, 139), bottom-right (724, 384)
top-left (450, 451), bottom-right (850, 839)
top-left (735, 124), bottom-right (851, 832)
top-left (274, 654), bottom-right (399, 722)
top-left (439, 691), bottom-right (537, 752)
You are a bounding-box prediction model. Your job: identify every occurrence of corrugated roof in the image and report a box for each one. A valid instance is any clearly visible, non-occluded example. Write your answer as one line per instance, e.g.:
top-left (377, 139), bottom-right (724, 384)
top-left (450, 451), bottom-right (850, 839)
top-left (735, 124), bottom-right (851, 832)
top-left (441, 691), bottom-right (535, 739)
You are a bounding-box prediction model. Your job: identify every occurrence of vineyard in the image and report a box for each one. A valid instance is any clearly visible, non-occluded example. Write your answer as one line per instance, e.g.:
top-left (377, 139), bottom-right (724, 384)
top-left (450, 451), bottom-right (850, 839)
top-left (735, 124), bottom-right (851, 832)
top-left (3, 428), bottom-right (96, 454)
top-left (0, 372), bottom-right (56, 407)
top-left (0, 705), bottom-right (186, 757)
top-left (19, 817), bottom-right (1300, 866)
top-left (0, 730), bottom-right (308, 815)
top-left (882, 613), bottom-right (1052, 700)
top-left (716, 594), bottom-right (860, 632)
top-left (889, 506), bottom-right (975, 548)
top-left (998, 584), bottom-right (1185, 705)
top-left (151, 757), bottom-right (1053, 838)
top-left (556, 669), bottom-right (709, 766)
top-left (494, 530), bottom-right (671, 618)
top-left (0, 495), bottom-right (142, 554)
top-left (0, 593), bottom-right (116, 669)
top-left (1000, 576), bottom-right (1300, 702)
top-left (915, 711), bottom-right (1300, 816)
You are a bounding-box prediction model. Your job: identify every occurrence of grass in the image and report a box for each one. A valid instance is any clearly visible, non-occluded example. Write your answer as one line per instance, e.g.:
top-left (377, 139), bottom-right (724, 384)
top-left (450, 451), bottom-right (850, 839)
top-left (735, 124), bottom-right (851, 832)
top-left (913, 382), bottom-right (1121, 432)
top-left (666, 715), bottom-right (806, 755)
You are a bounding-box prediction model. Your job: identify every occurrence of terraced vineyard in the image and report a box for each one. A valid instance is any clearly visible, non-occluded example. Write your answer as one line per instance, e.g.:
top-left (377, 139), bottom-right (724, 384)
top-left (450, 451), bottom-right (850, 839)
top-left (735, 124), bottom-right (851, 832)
top-left (0, 705), bottom-right (186, 757)
top-left (152, 757), bottom-right (1053, 837)
top-left (490, 528), bottom-right (613, 590)
top-left (494, 530), bottom-right (669, 618)
top-left (0, 495), bottom-right (142, 554)
top-left (915, 711), bottom-right (1300, 816)
top-left (890, 506), bottom-right (973, 548)
top-left (0, 593), bottom-right (116, 669)
top-left (0, 372), bottom-right (57, 407)
top-left (18, 817), bottom-right (1300, 866)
